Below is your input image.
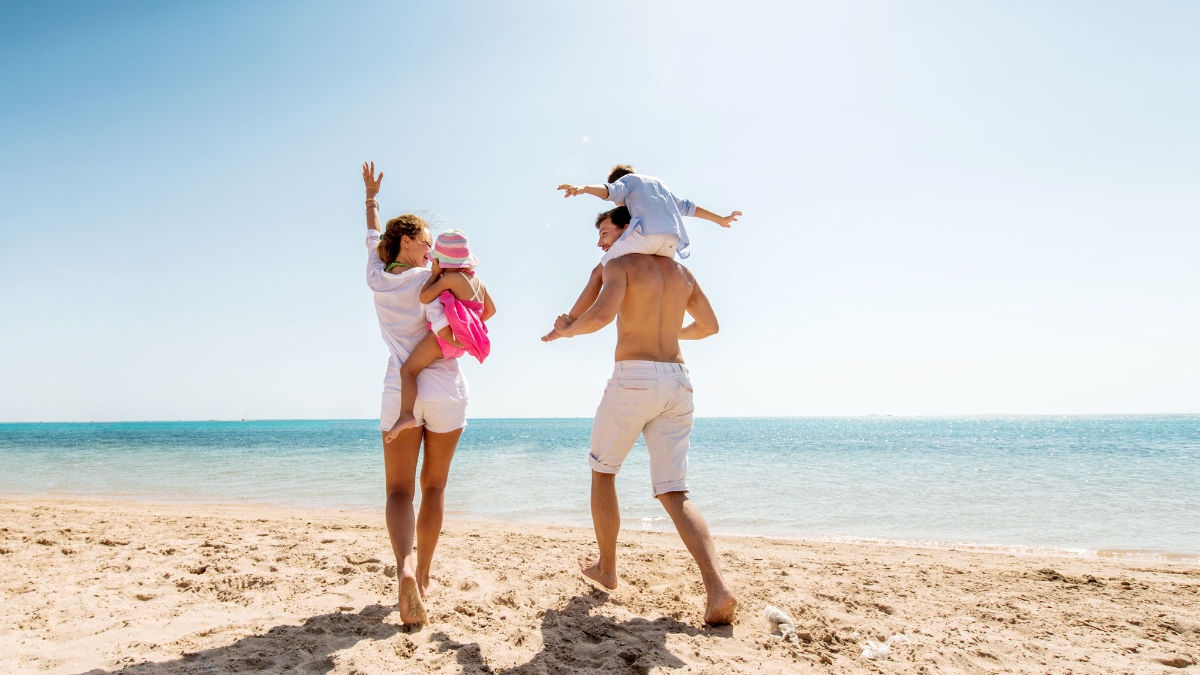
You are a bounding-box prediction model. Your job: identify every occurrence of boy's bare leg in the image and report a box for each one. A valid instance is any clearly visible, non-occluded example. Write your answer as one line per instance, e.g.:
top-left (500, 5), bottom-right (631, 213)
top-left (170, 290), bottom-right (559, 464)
top-left (578, 470), bottom-right (620, 589)
top-left (543, 264), bottom-right (603, 342)
top-left (386, 334), bottom-right (444, 442)
top-left (657, 491), bottom-right (738, 625)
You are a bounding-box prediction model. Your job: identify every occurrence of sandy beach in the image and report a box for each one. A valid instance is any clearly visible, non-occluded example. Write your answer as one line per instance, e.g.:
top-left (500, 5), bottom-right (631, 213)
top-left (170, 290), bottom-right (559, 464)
top-left (1, 498), bottom-right (1197, 674)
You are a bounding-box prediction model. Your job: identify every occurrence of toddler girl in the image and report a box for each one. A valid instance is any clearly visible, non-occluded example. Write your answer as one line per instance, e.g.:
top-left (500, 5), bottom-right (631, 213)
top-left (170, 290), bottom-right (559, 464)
top-left (386, 229), bottom-right (494, 440)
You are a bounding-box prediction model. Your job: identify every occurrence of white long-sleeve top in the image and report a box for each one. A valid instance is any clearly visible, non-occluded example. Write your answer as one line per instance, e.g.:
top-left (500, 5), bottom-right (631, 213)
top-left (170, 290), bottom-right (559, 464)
top-left (366, 230), bottom-right (467, 403)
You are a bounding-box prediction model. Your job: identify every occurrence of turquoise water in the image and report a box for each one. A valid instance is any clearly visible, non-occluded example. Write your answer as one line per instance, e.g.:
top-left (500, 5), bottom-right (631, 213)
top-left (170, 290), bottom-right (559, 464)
top-left (1, 417), bottom-right (1197, 560)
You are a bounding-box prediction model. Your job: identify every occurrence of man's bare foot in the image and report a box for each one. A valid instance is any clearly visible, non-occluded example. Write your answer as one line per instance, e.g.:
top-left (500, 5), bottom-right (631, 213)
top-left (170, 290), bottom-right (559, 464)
top-left (703, 588), bottom-right (738, 626)
top-left (398, 574), bottom-right (426, 625)
top-left (385, 413), bottom-right (418, 443)
top-left (577, 556), bottom-right (617, 590)
top-left (418, 577), bottom-right (439, 599)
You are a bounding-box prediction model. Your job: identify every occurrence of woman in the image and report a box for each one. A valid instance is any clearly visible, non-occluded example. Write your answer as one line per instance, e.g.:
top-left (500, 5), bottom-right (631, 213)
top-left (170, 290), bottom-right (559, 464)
top-left (361, 162), bottom-right (477, 625)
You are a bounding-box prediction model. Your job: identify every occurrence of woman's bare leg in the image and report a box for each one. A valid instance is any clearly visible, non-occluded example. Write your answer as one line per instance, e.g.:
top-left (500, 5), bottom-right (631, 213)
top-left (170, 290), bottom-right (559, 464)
top-left (383, 426), bottom-right (426, 624)
top-left (387, 334), bottom-right (445, 441)
top-left (415, 426), bottom-right (462, 596)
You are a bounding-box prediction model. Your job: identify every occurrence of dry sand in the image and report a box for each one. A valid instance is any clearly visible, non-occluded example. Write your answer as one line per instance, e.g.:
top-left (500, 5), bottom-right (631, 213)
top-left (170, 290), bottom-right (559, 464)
top-left (1, 497), bottom-right (1198, 674)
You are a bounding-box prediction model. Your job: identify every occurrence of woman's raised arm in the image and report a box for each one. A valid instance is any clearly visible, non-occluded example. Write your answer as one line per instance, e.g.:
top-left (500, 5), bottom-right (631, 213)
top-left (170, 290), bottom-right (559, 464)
top-left (363, 161), bottom-right (384, 232)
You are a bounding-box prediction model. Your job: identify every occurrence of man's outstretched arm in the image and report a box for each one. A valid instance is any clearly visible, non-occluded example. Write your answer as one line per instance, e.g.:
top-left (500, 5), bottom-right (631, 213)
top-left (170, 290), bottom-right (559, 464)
top-left (555, 261), bottom-right (629, 338)
top-left (542, 264), bottom-right (604, 342)
top-left (681, 273), bottom-right (719, 340)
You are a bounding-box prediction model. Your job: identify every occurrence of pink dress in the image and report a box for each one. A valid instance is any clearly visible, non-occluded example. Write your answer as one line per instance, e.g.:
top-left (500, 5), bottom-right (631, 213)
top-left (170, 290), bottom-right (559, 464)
top-left (433, 289), bottom-right (490, 363)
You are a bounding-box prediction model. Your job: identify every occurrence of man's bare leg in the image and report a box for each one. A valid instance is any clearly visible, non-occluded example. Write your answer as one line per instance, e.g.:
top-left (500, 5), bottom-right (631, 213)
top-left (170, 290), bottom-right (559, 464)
top-left (414, 426), bottom-right (461, 597)
top-left (657, 491), bottom-right (738, 625)
top-left (383, 428), bottom-right (426, 625)
top-left (579, 470), bottom-right (620, 589)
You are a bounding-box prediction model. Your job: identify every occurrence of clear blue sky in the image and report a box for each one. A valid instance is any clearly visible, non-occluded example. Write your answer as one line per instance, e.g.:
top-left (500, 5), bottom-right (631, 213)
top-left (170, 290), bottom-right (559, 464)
top-left (1, 1), bottom-right (1197, 422)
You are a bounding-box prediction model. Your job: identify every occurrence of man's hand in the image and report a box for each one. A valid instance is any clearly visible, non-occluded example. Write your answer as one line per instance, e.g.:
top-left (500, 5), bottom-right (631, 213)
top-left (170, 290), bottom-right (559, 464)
top-left (717, 211), bottom-right (742, 228)
top-left (557, 184), bottom-right (585, 198)
top-left (554, 313), bottom-right (576, 334)
top-left (541, 314), bottom-right (576, 342)
top-left (362, 161), bottom-right (383, 198)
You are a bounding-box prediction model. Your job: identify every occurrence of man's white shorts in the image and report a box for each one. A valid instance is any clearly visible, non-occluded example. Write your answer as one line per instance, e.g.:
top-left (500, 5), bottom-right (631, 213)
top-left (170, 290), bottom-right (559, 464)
top-left (600, 229), bottom-right (679, 266)
top-left (379, 370), bottom-right (468, 434)
top-left (589, 361), bottom-right (694, 496)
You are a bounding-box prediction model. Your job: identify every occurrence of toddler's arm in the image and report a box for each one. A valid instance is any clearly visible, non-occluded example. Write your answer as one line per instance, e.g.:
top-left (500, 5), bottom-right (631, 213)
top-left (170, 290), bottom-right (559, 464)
top-left (419, 263), bottom-right (475, 304)
top-left (542, 264), bottom-right (603, 342)
top-left (557, 184), bottom-right (610, 200)
top-left (692, 206), bottom-right (742, 228)
top-left (481, 286), bottom-right (496, 322)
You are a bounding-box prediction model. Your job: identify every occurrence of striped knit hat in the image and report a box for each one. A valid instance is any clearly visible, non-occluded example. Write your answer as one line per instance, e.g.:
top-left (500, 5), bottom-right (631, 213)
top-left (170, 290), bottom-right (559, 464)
top-left (431, 229), bottom-right (479, 269)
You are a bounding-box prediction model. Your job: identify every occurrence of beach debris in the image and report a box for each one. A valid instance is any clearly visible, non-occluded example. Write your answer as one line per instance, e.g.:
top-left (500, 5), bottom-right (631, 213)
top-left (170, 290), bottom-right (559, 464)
top-left (763, 605), bottom-right (803, 645)
top-left (859, 634), bottom-right (912, 661)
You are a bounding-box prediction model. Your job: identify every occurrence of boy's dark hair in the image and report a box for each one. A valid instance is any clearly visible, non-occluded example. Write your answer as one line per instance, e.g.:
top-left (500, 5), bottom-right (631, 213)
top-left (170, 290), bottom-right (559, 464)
top-left (595, 206), bottom-right (631, 229)
top-left (606, 164), bottom-right (635, 184)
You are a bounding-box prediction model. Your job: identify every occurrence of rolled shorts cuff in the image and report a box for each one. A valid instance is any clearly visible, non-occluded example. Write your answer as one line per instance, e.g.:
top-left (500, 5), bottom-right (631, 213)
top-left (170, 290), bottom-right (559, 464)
top-left (588, 452), bottom-right (621, 475)
top-left (652, 479), bottom-right (690, 497)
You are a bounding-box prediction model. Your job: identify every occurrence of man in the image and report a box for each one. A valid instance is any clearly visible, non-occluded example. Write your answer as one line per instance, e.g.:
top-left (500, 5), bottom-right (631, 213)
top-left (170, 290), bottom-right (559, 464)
top-left (546, 208), bottom-right (737, 625)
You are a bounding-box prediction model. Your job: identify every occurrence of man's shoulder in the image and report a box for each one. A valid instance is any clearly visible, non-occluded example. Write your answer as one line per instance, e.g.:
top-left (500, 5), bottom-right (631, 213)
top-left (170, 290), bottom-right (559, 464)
top-left (607, 253), bottom-right (688, 275)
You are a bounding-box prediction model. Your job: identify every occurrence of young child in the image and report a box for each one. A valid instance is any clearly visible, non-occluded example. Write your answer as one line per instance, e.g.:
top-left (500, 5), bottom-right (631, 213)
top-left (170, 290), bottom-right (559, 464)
top-left (386, 229), bottom-right (494, 441)
top-left (544, 165), bottom-right (740, 341)
top-left (557, 163), bottom-right (741, 264)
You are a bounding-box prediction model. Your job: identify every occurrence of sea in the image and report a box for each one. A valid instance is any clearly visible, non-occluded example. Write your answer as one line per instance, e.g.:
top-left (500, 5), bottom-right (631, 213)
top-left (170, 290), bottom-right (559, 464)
top-left (1, 416), bottom-right (1197, 563)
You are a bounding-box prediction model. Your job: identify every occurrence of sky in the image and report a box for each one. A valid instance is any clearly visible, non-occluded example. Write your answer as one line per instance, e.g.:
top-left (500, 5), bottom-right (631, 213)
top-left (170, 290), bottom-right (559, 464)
top-left (1, 1), bottom-right (1197, 422)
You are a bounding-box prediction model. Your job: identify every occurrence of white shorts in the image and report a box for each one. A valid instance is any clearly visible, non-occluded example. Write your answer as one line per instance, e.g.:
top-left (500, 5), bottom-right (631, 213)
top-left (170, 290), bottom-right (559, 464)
top-left (380, 370), bottom-right (468, 434)
top-left (589, 361), bottom-right (694, 496)
top-left (600, 229), bottom-right (680, 266)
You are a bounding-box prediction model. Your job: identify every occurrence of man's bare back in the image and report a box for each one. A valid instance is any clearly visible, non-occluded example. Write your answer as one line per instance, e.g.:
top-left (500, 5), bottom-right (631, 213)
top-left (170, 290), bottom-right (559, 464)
top-left (554, 254), bottom-right (718, 358)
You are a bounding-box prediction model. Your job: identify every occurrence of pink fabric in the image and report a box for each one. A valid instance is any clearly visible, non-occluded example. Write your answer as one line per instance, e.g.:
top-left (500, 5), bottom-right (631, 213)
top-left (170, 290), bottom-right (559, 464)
top-left (432, 290), bottom-right (490, 363)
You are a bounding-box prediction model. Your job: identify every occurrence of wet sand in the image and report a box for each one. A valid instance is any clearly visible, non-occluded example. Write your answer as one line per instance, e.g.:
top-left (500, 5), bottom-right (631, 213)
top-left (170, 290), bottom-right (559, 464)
top-left (1, 497), bottom-right (1197, 674)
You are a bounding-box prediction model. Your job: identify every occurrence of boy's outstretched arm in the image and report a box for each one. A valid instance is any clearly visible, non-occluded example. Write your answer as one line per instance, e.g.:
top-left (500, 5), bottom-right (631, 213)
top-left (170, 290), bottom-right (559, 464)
top-left (542, 264), bottom-right (604, 342)
top-left (557, 184), bottom-right (610, 199)
top-left (693, 206), bottom-right (742, 228)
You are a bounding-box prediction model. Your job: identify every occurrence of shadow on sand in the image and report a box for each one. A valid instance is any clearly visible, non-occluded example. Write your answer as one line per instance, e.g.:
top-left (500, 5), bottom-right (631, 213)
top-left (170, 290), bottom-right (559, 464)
top-left (78, 604), bottom-right (403, 675)
top-left (79, 591), bottom-right (726, 674)
top-left (435, 590), bottom-right (728, 674)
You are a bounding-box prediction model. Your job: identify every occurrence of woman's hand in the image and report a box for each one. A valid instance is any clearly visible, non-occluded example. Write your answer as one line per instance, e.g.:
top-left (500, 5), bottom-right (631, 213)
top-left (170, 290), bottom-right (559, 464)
top-left (363, 161), bottom-right (384, 199)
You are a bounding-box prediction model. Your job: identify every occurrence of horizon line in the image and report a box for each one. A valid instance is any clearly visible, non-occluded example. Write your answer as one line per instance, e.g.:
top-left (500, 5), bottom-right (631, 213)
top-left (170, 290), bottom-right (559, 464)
top-left (2, 413), bottom-right (1198, 425)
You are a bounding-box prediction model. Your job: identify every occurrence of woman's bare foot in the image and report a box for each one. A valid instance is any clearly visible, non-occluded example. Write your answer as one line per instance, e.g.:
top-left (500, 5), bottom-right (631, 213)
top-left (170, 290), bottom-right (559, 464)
top-left (577, 556), bottom-right (618, 590)
top-left (385, 413), bottom-right (418, 443)
top-left (398, 574), bottom-right (426, 625)
top-left (418, 577), bottom-right (440, 599)
top-left (703, 588), bottom-right (738, 626)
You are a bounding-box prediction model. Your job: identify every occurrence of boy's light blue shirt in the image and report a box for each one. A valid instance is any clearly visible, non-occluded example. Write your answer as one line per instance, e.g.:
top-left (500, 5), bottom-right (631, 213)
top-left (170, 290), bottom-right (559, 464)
top-left (604, 174), bottom-right (697, 259)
